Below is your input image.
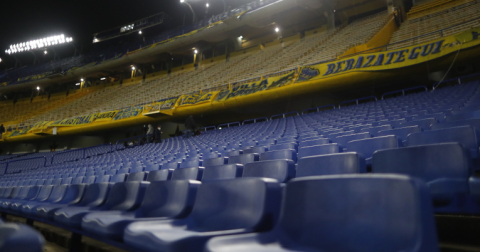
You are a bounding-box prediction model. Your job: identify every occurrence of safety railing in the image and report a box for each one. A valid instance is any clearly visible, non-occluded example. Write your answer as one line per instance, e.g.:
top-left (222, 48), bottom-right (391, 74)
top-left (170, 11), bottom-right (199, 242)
top-left (302, 104), bottom-right (336, 115)
top-left (2, 156), bottom-right (47, 175)
top-left (270, 111), bottom-right (300, 120)
top-left (381, 86), bottom-right (428, 100)
top-left (242, 117), bottom-right (269, 125)
top-left (200, 126), bottom-right (217, 132)
top-left (339, 96), bottom-right (378, 108)
top-left (218, 122), bottom-right (241, 129)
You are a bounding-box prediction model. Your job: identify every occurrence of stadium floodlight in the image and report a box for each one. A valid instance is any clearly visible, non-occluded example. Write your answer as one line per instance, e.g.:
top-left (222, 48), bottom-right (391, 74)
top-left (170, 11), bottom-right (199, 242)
top-left (206, 3), bottom-right (209, 7)
top-left (239, 35), bottom-right (243, 39)
top-left (132, 66), bottom-right (136, 70)
top-left (36, 86), bottom-right (40, 90)
top-left (5, 34), bottom-right (73, 54)
top-left (138, 30), bottom-right (142, 35)
top-left (80, 78), bottom-right (84, 82)
top-left (44, 50), bottom-right (48, 55)
top-left (100, 77), bottom-right (106, 81)
top-left (194, 50), bottom-right (198, 54)
top-left (275, 27), bottom-right (280, 33)
top-left (75, 83), bottom-right (81, 86)
top-left (0, 58), bottom-right (2, 63)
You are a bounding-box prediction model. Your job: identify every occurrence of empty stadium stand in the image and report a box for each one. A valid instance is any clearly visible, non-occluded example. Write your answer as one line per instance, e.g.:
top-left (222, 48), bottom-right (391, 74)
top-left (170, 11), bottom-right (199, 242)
top-left (0, 80), bottom-right (479, 251)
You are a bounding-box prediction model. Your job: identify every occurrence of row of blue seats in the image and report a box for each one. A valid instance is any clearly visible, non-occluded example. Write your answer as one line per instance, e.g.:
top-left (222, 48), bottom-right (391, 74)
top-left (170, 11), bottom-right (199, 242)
top-left (0, 175), bottom-right (439, 252)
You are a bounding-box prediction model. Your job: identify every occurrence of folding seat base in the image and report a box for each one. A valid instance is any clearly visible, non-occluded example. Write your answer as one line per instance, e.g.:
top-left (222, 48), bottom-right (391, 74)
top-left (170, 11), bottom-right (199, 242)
top-left (124, 220), bottom-right (252, 252)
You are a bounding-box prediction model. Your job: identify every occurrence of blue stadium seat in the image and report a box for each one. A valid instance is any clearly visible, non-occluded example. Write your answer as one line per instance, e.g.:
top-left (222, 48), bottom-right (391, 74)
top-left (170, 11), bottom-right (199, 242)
top-left (205, 174), bottom-right (439, 252)
top-left (15, 185), bottom-right (54, 213)
top-left (228, 153), bottom-right (259, 165)
top-left (124, 178), bottom-right (282, 252)
top-left (269, 142), bottom-right (298, 152)
top-left (95, 175), bottom-right (111, 183)
top-left (126, 172), bottom-right (148, 182)
top-left (85, 176), bottom-right (96, 184)
top-left (0, 222), bottom-right (45, 252)
top-left (334, 132), bottom-right (370, 147)
top-left (72, 176), bottom-right (84, 184)
top-left (21, 184), bottom-right (68, 214)
top-left (81, 180), bottom-right (200, 240)
top-left (260, 149), bottom-right (297, 163)
top-left (111, 173), bottom-right (127, 183)
top-left (376, 126), bottom-right (421, 142)
top-left (203, 157), bottom-right (227, 167)
top-left (297, 143), bottom-right (341, 159)
top-left (406, 126), bottom-right (479, 158)
top-left (296, 153), bottom-right (366, 177)
top-left (180, 160), bottom-right (202, 169)
top-left (346, 135), bottom-right (399, 164)
top-left (54, 181), bottom-right (146, 228)
top-left (171, 167), bottom-right (204, 181)
top-left (399, 118), bottom-right (437, 130)
top-left (146, 169), bottom-right (173, 181)
top-left (298, 138), bottom-right (330, 148)
top-left (35, 184), bottom-right (87, 219)
top-left (372, 143), bottom-right (470, 211)
top-left (202, 164), bottom-right (244, 182)
top-left (243, 160), bottom-right (295, 182)
top-left (243, 146), bottom-right (267, 154)
top-left (162, 162), bottom-right (180, 170)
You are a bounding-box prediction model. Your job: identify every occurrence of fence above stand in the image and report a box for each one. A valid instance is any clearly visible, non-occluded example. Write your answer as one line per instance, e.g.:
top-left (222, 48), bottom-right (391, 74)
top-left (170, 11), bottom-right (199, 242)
top-left (339, 96), bottom-right (377, 108)
top-left (302, 104), bottom-right (335, 115)
top-left (382, 86), bottom-right (428, 100)
top-left (270, 111), bottom-right (299, 120)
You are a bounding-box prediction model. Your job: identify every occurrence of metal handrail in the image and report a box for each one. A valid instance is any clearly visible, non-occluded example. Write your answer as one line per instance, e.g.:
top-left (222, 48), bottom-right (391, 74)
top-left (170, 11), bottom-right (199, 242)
top-left (242, 117), bottom-right (269, 125)
top-left (270, 111), bottom-right (300, 120)
top-left (218, 122), bottom-right (241, 129)
top-left (381, 86), bottom-right (428, 100)
top-left (200, 126), bottom-right (217, 131)
top-left (302, 104), bottom-right (336, 114)
top-left (339, 96), bottom-right (378, 108)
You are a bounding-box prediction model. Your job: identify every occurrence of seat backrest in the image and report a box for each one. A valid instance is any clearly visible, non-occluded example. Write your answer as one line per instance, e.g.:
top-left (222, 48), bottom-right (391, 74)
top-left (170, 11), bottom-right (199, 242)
top-left (376, 126), bottom-right (421, 141)
top-left (298, 144), bottom-right (341, 159)
top-left (189, 178), bottom-right (282, 232)
top-left (260, 149), bottom-right (297, 163)
top-left (202, 164), bottom-right (244, 182)
top-left (278, 175), bottom-right (438, 252)
top-left (126, 172), bottom-right (147, 182)
top-left (0, 223), bottom-right (45, 252)
top-left (137, 180), bottom-right (201, 218)
top-left (171, 167), bottom-right (204, 181)
top-left (95, 175), bottom-right (111, 183)
top-left (180, 160), bottom-right (202, 169)
top-left (400, 118), bottom-right (437, 130)
top-left (61, 177), bottom-right (73, 185)
top-left (372, 143), bottom-right (470, 182)
top-left (360, 125), bottom-right (392, 136)
top-left (243, 160), bottom-right (295, 183)
top-left (270, 143), bottom-right (298, 152)
top-left (334, 133), bottom-right (370, 147)
top-left (162, 162), bottom-right (179, 170)
top-left (77, 183), bottom-right (112, 207)
top-left (101, 181), bottom-right (148, 211)
top-left (228, 153), bottom-right (259, 165)
top-left (346, 135), bottom-right (399, 160)
top-left (35, 185), bottom-right (54, 202)
top-left (299, 138), bottom-right (330, 148)
top-left (406, 126), bottom-right (479, 157)
top-left (446, 110), bottom-right (480, 122)
top-left (297, 153), bottom-right (366, 178)
top-left (72, 176), bottom-right (84, 184)
top-left (59, 184), bottom-right (86, 204)
top-left (146, 169), bottom-right (173, 181)
top-left (17, 186), bottom-right (33, 200)
top-left (203, 157), bottom-right (226, 167)
top-left (47, 184), bottom-right (68, 203)
top-left (203, 152), bottom-right (220, 160)
top-left (111, 173), bottom-right (127, 183)
top-left (243, 146), bottom-right (267, 155)
top-left (8, 187), bottom-right (22, 199)
top-left (25, 186), bottom-right (41, 201)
